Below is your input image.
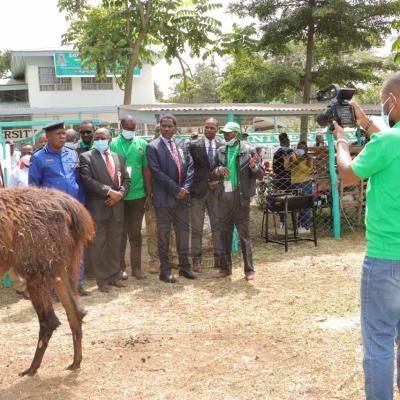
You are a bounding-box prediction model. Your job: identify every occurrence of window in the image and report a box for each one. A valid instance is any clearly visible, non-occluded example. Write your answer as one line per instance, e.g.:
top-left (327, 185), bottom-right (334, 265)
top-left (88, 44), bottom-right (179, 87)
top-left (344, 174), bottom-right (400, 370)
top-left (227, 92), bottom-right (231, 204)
top-left (38, 67), bottom-right (72, 91)
top-left (81, 77), bottom-right (113, 90)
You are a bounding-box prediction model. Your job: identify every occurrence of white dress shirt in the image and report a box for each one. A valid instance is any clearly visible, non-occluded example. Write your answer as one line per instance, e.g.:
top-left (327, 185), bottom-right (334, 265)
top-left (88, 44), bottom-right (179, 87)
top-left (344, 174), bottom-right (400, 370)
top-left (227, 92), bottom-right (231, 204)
top-left (100, 150), bottom-right (115, 177)
top-left (9, 165), bottom-right (29, 188)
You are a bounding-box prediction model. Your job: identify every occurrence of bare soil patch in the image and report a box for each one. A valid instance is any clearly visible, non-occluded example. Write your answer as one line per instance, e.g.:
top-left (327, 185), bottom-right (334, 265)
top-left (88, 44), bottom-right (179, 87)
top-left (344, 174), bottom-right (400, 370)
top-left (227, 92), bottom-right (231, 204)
top-left (0, 223), bottom-right (389, 399)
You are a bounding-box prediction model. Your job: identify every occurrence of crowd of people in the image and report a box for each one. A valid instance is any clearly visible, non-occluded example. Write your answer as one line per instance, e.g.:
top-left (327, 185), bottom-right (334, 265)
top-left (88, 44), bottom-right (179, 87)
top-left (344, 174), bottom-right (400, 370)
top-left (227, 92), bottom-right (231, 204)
top-left (1, 115), bottom-right (265, 294)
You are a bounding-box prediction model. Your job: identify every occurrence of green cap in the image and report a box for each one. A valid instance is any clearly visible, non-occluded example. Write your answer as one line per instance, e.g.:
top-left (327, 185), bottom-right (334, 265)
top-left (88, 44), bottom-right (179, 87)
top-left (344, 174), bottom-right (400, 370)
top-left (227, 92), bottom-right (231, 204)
top-left (221, 121), bottom-right (241, 133)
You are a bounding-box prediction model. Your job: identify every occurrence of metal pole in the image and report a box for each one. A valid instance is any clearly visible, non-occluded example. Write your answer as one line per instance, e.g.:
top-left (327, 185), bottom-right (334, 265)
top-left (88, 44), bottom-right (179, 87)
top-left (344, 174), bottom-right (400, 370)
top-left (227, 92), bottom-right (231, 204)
top-left (327, 124), bottom-right (341, 239)
top-left (356, 127), bottom-right (362, 145)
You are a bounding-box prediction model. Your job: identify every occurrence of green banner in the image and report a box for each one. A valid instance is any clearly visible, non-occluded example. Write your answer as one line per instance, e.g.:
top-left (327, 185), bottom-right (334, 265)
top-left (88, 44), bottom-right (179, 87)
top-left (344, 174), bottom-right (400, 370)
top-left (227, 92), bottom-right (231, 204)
top-left (54, 51), bottom-right (141, 77)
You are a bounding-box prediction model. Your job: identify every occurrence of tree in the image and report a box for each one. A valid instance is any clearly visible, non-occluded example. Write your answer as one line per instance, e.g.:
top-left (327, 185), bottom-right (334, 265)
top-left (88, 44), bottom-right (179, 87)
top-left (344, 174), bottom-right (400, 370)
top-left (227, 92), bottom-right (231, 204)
top-left (58, 0), bottom-right (221, 104)
top-left (154, 82), bottom-right (164, 102)
top-left (0, 50), bottom-right (11, 79)
top-left (169, 62), bottom-right (221, 103)
top-left (230, 0), bottom-right (400, 138)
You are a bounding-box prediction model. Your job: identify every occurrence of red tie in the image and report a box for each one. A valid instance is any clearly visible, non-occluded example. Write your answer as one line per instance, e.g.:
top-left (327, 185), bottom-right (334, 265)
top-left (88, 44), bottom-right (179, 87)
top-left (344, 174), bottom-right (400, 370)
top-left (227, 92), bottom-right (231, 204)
top-left (168, 140), bottom-right (182, 183)
top-left (105, 151), bottom-right (114, 179)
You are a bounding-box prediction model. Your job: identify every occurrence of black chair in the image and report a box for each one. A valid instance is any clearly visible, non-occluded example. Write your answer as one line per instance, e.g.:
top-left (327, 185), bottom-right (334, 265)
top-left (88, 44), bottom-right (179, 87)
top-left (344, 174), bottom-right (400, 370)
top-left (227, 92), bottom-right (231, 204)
top-left (261, 193), bottom-right (318, 252)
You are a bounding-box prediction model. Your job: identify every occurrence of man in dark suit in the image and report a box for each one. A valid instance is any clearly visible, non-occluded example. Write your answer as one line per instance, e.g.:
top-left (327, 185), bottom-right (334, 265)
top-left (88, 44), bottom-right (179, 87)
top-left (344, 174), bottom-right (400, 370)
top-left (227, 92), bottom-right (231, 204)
top-left (189, 118), bottom-right (223, 272)
top-left (147, 114), bottom-right (195, 283)
top-left (79, 128), bottom-right (131, 292)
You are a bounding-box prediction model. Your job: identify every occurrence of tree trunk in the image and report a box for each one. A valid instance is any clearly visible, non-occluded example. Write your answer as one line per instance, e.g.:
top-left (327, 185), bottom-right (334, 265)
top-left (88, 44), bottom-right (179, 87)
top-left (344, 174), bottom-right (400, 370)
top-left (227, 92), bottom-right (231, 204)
top-left (123, 31), bottom-right (146, 105)
top-left (300, 0), bottom-right (315, 142)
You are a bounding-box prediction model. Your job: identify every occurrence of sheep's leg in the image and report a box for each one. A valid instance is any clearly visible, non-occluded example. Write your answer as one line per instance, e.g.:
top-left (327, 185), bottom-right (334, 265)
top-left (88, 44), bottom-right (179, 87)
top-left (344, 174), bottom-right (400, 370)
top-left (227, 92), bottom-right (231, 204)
top-left (20, 275), bottom-right (60, 377)
top-left (55, 278), bottom-right (86, 371)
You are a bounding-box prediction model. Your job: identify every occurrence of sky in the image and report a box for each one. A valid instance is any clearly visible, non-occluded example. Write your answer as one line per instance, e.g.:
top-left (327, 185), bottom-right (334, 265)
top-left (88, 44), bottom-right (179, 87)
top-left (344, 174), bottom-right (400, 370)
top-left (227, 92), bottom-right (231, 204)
top-left (0, 0), bottom-right (395, 97)
top-left (0, 0), bottom-right (239, 96)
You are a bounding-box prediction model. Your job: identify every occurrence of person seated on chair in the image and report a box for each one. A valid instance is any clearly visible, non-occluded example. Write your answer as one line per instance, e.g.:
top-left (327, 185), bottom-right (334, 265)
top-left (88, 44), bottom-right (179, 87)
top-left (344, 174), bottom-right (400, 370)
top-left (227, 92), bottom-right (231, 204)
top-left (284, 141), bottom-right (314, 234)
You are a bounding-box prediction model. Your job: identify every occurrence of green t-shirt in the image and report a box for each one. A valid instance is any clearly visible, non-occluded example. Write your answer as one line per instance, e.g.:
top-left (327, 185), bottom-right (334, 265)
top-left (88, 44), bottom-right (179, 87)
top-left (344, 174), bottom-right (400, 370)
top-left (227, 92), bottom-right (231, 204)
top-left (110, 135), bottom-right (148, 200)
top-left (351, 121), bottom-right (400, 260)
top-left (226, 144), bottom-right (240, 189)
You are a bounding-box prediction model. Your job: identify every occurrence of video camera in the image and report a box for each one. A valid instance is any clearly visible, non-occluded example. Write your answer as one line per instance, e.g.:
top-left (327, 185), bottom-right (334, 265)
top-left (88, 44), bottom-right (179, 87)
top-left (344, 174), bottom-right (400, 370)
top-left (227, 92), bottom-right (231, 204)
top-left (315, 84), bottom-right (356, 127)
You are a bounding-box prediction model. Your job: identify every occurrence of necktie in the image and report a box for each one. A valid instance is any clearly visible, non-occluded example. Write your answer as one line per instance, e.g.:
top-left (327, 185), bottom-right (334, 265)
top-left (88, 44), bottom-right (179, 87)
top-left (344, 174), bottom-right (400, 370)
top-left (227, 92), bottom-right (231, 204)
top-left (105, 151), bottom-right (114, 180)
top-left (207, 140), bottom-right (214, 167)
top-left (168, 140), bottom-right (182, 183)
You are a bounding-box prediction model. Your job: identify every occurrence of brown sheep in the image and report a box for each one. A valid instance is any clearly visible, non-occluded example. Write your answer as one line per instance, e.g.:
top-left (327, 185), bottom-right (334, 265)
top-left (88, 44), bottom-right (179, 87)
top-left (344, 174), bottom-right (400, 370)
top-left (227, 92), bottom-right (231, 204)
top-left (0, 187), bottom-right (95, 376)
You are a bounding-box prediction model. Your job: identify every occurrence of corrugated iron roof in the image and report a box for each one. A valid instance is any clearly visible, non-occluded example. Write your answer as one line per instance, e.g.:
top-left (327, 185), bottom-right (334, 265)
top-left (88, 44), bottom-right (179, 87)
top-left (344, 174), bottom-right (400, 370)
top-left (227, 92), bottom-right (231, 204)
top-left (119, 103), bottom-right (380, 115)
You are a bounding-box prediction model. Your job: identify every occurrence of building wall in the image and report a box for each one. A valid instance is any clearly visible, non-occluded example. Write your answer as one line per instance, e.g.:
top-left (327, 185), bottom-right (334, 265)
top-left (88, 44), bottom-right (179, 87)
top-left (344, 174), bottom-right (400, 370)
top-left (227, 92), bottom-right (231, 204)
top-left (26, 56), bottom-right (155, 108)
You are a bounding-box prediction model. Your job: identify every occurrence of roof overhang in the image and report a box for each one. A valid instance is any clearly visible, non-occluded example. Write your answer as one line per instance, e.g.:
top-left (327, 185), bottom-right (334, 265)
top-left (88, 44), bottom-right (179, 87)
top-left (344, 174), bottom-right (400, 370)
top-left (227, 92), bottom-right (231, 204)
top-left (0, 105), bottom-right (117, 116)
top-left (119, 103), bottom-right (381, 124)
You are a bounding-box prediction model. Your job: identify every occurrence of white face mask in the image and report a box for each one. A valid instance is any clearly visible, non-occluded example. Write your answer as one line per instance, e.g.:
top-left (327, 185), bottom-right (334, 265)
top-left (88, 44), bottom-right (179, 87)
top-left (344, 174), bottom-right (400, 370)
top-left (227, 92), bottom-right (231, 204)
top-left (381, 94), bottom-right (397, 127)
top-left (21, 154), bottom-right (31, 167)
top-left (296, 149), bottom-right (305, 156)
top-left (225, 138), bottom-right (237, 147)
top-left (121, 129), bottom-right (135, 140)
top-left (64, 141), bottom-right (76, 150)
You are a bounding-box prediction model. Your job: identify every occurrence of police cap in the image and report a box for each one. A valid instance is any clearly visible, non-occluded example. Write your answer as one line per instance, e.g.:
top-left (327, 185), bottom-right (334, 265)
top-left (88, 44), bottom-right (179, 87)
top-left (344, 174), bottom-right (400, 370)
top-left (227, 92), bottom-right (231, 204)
top-left (44, 121), bottom-right (64, 133)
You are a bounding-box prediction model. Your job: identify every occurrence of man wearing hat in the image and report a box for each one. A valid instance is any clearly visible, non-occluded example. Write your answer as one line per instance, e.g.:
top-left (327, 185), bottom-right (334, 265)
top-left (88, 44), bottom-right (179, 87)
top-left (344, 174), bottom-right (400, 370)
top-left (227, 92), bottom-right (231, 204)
top-left (212, 121), bottom-right (264, 280)
top-left (29, 121), bottom-right (89, 296)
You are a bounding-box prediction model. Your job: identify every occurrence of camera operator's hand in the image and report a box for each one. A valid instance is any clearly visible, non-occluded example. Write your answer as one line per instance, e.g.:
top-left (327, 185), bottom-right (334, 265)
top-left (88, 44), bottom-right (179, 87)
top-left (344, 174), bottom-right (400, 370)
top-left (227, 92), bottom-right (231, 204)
top-left (349, 100), bottom-right (380, 136)
top-left (332, 121), bottom-right (345, 140)
top-left (349, 100), bottom-right (369, 128)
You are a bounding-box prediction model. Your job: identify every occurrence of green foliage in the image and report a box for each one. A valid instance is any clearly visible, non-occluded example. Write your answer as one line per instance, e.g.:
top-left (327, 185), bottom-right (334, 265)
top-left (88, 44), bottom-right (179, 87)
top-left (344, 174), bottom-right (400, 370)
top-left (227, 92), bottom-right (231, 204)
top-left (168, 62), bottom-right (221, 103)
top-left (0, 50), bottom-right (11, 79)
top-left (58, 0), bottom-right (222, 104)
top-left (154, 82), bottom-right (164, 102)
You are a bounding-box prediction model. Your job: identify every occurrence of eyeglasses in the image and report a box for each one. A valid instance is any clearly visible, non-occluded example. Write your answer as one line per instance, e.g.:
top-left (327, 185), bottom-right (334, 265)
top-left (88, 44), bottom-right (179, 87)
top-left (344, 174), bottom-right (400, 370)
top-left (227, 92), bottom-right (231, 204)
top-left (80, 130), bottom-right (93, 135)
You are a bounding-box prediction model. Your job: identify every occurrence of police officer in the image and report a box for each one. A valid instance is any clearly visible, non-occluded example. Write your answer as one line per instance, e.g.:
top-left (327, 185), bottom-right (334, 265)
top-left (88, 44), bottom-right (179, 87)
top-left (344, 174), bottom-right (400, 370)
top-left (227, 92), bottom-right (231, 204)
top-left (29, 121), bottom-right (89, 296)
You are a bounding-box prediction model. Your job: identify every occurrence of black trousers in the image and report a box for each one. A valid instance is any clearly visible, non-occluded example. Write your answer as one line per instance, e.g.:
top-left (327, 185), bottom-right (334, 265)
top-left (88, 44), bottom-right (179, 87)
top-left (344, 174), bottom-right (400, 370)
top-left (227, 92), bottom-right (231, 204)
top-left (120, 197), bottom-right (146, 274)
top-left (89, 216), bottom-right (123, 286)
top-left (219, 191), bottom-right (254, 274)
top-left (155, 203), bottom-right (191, 277)
top-left (190, 189), bottom-right (223, 267)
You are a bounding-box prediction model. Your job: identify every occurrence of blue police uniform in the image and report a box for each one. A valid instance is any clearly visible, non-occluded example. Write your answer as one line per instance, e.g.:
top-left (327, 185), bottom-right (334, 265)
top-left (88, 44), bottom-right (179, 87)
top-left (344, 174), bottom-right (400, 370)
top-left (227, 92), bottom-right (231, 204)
top-left (29, 144), bottom-right (85, 203)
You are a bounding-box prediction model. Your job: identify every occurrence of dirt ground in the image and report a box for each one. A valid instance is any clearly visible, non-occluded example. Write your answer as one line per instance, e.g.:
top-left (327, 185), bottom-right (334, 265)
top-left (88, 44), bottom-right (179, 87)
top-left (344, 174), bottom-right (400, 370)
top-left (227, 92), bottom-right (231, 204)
top-left (0, 218), bottom-right (389, 400)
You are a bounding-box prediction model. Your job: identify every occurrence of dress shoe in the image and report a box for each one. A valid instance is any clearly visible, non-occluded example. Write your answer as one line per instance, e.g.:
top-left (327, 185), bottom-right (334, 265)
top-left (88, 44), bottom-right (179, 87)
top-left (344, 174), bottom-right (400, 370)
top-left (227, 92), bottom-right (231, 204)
top-left (98, 285), bottom-right (112, 293)
top-left (121, 271), bottom-right (129, 281)
top-left (179, 270), bottom-right (196, 280)
top-left (148, 261), bottom-right (159, 274)
top-left (159, 275), bottom-right (177, 283)
top-left (132, 270), bottom-right (146, 280)
top-left (192, 261), bottom-right (202, 273)
top-left (244, 272), bottom-right (255, 281)
top-left (112, 280), bottom-right (127, 288)
top-left (79, 287), bottom-right (91, 296)
top-left (218, 271), bottom-right (232, 278)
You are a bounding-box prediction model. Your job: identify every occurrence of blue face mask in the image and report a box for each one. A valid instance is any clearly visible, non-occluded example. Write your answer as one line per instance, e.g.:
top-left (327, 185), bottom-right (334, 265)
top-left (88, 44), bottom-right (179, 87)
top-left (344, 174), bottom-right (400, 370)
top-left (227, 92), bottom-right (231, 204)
top-left (381, 95), bottom-right (396, 127)
top-left (121, 129), bottom-right (135, 140)
top-left (281, 146), bottom-right (290, 151)
top-left (93, 139), bottom-right (109, 154)
top-left (296, 148), bottom-right (305, 156)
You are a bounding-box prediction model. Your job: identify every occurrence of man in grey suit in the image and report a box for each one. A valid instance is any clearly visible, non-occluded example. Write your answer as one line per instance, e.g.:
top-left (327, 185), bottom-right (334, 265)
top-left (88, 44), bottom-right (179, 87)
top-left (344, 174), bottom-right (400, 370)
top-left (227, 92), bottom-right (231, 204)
top-left (79, 128), bottom-right (131, 292)
top-left (188, 118), bottom-right (223, 272)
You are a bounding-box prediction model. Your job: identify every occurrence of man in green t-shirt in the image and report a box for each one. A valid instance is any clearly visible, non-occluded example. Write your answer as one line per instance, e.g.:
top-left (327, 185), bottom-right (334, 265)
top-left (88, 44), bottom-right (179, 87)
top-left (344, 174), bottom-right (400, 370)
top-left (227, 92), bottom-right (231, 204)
top-left (334, 72), bottom-right (400, 400)
top-left (110, 116), bottom-right (152, 280)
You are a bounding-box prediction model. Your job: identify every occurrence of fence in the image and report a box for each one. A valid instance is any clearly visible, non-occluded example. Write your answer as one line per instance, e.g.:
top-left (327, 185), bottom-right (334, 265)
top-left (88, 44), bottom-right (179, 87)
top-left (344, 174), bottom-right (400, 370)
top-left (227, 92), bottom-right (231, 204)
top-left (256, 130), bottom-right (367, 238)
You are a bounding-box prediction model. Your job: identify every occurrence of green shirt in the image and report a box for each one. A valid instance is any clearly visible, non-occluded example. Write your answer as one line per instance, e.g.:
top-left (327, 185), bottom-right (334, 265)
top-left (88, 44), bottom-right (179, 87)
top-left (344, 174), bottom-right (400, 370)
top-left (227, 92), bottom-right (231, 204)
top-left (110, 135), bottom-right (148, 200)
top-left (352, 121), bottom-right (400, 260)
top-left (226, 144), bottom-right (240, 189)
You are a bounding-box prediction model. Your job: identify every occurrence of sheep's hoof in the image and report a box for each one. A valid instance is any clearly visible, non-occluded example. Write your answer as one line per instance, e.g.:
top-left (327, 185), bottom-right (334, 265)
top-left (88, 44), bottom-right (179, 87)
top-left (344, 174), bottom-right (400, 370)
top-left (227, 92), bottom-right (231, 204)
top-left (19, 367), bottom-right (37, 377)
top-left (66, 362), bottom-right (81, 371)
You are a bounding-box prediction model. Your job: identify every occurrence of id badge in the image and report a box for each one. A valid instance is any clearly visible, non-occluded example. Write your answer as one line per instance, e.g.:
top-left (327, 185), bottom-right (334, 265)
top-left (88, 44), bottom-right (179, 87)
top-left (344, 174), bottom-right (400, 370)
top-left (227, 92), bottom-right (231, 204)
top-left (224, 180), bottom-right (233, 192)
top-left (127, 166), bottom-right (132, 177)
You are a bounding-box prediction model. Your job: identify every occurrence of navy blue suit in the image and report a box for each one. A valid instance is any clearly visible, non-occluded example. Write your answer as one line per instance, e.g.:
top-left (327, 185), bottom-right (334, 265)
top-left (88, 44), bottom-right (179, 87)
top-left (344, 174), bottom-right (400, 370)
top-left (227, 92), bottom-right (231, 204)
top-left (147, 136), bottom-right (194, 276)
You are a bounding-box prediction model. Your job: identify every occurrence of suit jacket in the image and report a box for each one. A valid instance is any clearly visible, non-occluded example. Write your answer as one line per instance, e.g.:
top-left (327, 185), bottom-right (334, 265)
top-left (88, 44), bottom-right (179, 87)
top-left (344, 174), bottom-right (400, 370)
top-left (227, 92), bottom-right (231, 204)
top-left (147, 136), bottom-right (194, 208)
top-left (189, 137), bottom-right (223, 199)
top-left (79, 149), bottom-right (131, 221)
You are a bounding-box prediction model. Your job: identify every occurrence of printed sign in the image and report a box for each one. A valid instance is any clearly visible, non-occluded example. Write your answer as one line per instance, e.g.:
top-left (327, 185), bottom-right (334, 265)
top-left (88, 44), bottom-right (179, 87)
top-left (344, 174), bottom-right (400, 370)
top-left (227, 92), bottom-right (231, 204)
top-left (54, 51), bottom-right (141, 77)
